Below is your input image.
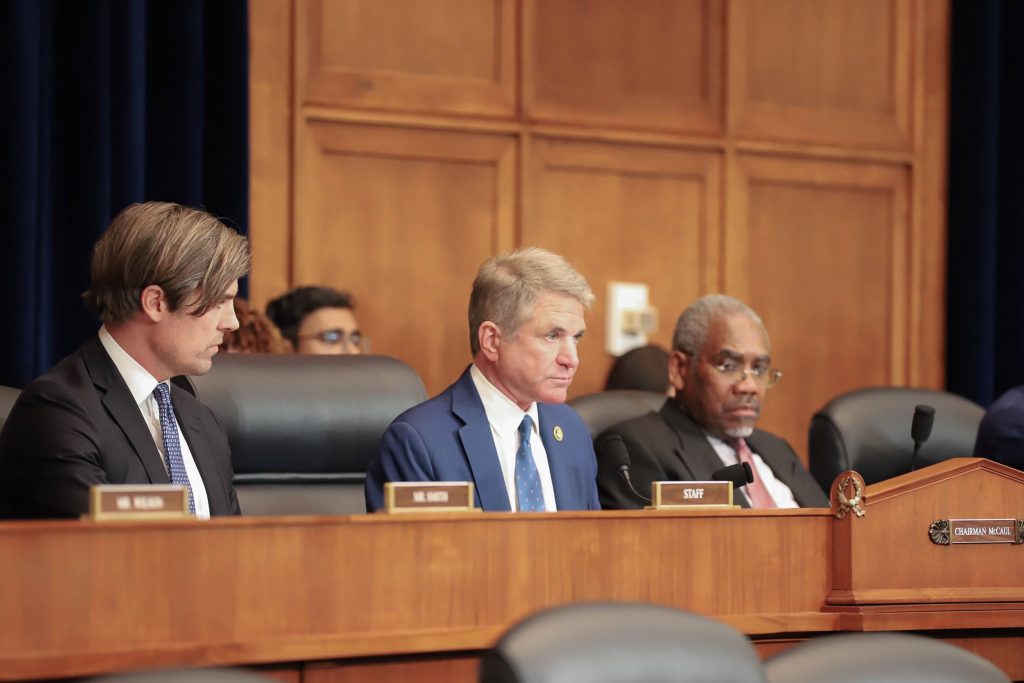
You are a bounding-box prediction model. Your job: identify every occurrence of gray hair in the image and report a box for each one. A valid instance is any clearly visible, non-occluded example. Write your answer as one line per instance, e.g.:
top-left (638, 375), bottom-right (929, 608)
top-left (468, 246), bottom-right (594, 355)
top-left (672, 294), bottom-right (768, 355)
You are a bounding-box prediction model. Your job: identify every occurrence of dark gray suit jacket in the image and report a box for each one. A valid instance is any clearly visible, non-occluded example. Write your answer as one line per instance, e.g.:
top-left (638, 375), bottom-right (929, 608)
top-left (0, 336), bottom-right (240, 519)
top-left (595, 399), bottom-right (828, 509)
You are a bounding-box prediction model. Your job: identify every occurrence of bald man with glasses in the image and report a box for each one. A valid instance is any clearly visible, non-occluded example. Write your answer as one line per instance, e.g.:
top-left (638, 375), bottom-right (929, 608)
top-left (595, 294), bottom-right (828, 510)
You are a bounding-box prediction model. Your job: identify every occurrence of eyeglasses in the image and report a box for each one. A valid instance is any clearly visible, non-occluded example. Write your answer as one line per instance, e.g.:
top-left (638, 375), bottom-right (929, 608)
top-left (297, 328), bottom-right (362, 349)
top-left (709, 359), bottom-right (782, 387)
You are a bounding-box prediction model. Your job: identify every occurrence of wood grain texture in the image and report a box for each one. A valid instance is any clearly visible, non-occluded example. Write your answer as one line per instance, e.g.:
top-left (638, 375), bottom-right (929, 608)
top-left (523, 136), bottom-right (722, 397)
top-left (292, 120), bottom-right (515, 384)
top-left (525, 0), bottom-right (723, 133)
top-left (299, 0), bottom-right (516, 117)
top-left (255, 0), bottom-right (950, 438)
top-left (728, 0), bottom-right (912, 149)
top-left (7, 460), bottom-right (1024, 682)
top-left (726, 153), bottom-right (910, 461)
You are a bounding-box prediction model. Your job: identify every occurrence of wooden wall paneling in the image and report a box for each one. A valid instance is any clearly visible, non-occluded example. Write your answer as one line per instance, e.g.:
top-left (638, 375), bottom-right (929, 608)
top-left (523, 137), bottom-right (722, 397)
top-left (725, 154), bottom-right (911, 460)
top-left (913, 0), bottom-right (950, 388)
top-left (524, 0), bottom-right (724, 134)
top-left (249, 0), bottom-right (295, 308)
top-left (728, 0), bottom-right (913, 150)
top-left (298, 0), bottom-right (516, 118)
top-left (293, 120), bottom-right (516, 395)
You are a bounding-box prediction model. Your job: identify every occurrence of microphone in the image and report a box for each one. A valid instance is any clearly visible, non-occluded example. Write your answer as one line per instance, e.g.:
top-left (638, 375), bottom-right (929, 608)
top-left (712, 462), bottom-right (754, 489)
top-left (910, 404), bottom-right (935, 472)
top-left (602, 435), bottom-right (651, 504)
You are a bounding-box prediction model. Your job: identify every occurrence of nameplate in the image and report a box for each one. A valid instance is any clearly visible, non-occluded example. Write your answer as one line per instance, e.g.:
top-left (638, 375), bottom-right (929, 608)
top-left (383, 482), bottom-right (478, 513)
top-left (929, 518), bottom-right (1024, 545)
top-left (86, 485), bottom-right (191, 521)
top-left (650, 481), bottom-right (735, 509)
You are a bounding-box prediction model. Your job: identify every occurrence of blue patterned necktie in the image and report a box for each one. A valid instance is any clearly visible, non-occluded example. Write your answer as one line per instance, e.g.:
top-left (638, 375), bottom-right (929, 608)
top-left (152, 383), bottom-right (196, 513)
top-left (515, 415), bottom-right (545, 512)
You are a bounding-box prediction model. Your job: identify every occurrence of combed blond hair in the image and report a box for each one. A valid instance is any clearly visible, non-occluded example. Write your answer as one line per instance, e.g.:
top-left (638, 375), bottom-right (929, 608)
top-left (468, 247), bottom-right (594, 355)
top-left (83, 202), bottom-right (251, 323)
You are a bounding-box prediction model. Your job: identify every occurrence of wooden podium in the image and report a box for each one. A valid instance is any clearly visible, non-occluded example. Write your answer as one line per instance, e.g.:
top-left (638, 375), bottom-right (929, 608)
top-left (1, 458), bottom-right (1022, 682)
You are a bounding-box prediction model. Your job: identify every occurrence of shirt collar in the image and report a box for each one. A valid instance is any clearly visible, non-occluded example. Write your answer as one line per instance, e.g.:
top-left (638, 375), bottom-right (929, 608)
top-left (98, 326), bottom-right (163, 406)
top-left (470, 363), bottom-right (540, 438)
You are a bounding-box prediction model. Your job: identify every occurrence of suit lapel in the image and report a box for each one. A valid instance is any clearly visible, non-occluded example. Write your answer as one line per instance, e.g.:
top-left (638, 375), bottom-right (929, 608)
top-left (661, 401), bottom-right (753, 508)
top-left (452, 369), bottom-right (512, 512)
top-left (82, 337), bottom-right (170, 485)
top-left (537, 406), bottom-right (572, 508)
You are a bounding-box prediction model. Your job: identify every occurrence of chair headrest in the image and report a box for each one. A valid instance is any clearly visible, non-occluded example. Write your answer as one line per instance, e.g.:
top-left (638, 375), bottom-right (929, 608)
top-left (808, 386), bottom-right (984, 489)
top-left (188, 354), bottom-right (427, 479)
top-left (568, 390), bottom-right (666, 439)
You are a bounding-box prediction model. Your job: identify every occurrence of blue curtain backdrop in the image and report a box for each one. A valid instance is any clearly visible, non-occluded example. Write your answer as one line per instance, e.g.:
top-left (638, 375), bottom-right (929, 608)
top-left (0, 0), bottom-right (248, 388)
top-left (947, 0), bottom-right (1024, 407)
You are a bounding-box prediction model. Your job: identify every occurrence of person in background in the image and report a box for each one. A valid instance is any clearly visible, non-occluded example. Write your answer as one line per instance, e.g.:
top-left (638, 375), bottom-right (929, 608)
top-left (973, 386), bottom-right (1024, 470)
top-left (595, 294), bottom-right (827, 510)
top-left (265, 286), bottom-right (362, 355)
top-left (0, 202), bottom-right (248, 519)
top-left (221, 298), bottom-right (292, 354)
top-left (605, 343), bottom-right (672, 395)
top-left (365, 246), bottom-right (601, 512)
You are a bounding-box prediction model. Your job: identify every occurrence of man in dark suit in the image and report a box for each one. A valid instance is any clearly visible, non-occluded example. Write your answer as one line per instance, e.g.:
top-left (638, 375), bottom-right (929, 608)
top-left (974, 386), bottom-right (1024, 470)
top-left (596, 295), bottom-right (827, 509)
top-left (366, 247), bottom-right (600, 512)
top-left (0, 202), bottom-right (250, 519)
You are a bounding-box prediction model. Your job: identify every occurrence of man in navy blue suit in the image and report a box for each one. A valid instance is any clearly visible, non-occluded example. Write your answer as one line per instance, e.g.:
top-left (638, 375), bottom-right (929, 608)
top-left (365, 247), bottom-right (600, 512)
top-left (974, 386), bottom-right (1024, 470)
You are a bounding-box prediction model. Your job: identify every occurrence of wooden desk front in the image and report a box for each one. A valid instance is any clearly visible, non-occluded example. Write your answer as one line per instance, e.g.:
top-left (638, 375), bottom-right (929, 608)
top-left (3, 459), bottom-right (1023, 681)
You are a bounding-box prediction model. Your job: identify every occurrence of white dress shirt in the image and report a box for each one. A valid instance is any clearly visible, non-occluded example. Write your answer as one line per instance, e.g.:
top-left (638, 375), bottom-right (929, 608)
top-left (706, 433), bottom-right (799, 509)
top-left (98, 327), bottom-right (211, 518)
top-left (470, 364), bottom-right (557, 511)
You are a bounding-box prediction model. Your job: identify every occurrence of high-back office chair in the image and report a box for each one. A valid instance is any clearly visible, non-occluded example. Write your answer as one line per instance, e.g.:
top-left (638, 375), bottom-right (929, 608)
top-left (568, 390), bottom-right (666, 440)
top-left (808, 387), bottom-right (984, 492)
top-left (764, 632), bottom-right (1009, 683)
top-left (0, 385), bottom-right (20, 433)
top-left (479, 602), bottom-right (766, 683)
top-left (188, 354), bottom-right (426, 515)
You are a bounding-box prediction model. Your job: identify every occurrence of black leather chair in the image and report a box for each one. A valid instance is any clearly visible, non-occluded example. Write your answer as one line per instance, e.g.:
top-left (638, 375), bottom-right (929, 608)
top-left (568, 390), bottom-right (666, 440)
top-left (808, 387), bottom-right (984, 492)
top-left (479, 602), bottom-right (766, 683)
top-left (0, 385), bottom-right (20, 433)
top-left (188, 354), bottom-right (426, 515)
top-left (764, 632), bottom-right (1009, 683)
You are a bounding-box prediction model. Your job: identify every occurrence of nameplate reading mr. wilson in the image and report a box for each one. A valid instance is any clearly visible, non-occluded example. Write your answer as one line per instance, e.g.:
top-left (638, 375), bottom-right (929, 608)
top-left (650, 481), bottom-right (734, 509)
top-left (929, 518), bottom-right (1024, 545)
top-left (87, 485), bottom-right (191, 521)
top-left (383, 482), bottom-right (477, 513)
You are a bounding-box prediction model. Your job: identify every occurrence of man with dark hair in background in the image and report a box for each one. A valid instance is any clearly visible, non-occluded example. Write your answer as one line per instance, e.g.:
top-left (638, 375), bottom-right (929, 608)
top-left (596, 294), bottom-right (827, 510)
top-left (266, 286), bottom-right (363, 354)
top-left (0, 201), bottom-right (250, 519)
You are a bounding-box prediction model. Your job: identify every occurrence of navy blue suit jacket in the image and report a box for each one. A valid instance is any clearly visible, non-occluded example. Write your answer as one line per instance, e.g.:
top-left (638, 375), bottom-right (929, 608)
top-left (365, 366), bottom-right (600, 512)
top-left (974, 385), bottom-right (1024, 470)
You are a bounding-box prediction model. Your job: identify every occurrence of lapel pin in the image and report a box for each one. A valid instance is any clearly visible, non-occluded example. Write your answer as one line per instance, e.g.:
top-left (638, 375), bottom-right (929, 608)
top-left (553, 425), bottom-right (564, 442)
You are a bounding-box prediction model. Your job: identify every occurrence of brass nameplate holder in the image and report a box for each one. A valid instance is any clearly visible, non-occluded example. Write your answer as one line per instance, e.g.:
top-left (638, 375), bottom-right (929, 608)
top-left (86, 485), bottom-right (191, 521)
top-left (383, 481), bottom-right (478, 513)
top-left (650, 481), bottom-right (736, 509)
top-left (929, 518), bottom-right (1024, 545)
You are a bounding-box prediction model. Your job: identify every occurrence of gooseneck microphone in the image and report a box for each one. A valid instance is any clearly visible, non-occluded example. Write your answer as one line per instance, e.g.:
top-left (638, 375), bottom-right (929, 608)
top-left (910, 404), bottom-right (935, 472)
top-left (712, 461), bottom-right (754, 489)
top-left (602, 435), bottom-right (652, 504)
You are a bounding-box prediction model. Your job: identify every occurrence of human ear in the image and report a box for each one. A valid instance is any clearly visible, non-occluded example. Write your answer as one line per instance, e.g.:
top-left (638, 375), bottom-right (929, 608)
top-left (668, 350), bottom-right (689, 393)
top-left (139, 285), bottom-right (167, 323)
top-left (478, 321), bottom-right (502, 361)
